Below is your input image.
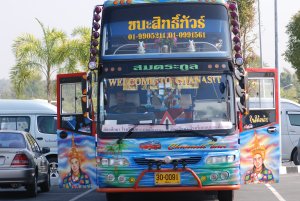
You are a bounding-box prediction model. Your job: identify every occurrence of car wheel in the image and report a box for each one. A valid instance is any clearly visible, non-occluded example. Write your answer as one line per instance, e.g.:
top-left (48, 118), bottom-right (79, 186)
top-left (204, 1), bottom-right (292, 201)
top-left (48, 157), bottom-right (59, 178)
top-left (40, 171), bottom-right (51, 192)
top-left (106, 193), bottom-right (122, 201)
top-left (27, 175), bottom-right (37, 197)
top-left (292, 149), bottom-right (300, 165)
top-left (218, 190), bottom-right (234, 201)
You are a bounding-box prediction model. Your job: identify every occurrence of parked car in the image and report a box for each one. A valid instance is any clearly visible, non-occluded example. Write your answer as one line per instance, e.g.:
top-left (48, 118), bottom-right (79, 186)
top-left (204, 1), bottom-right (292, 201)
top-left (297, 138), bottom-right (300, 165)
top-left (0, 99), bottom-right (58, 178)
top-left (0, 130), bottom-right (50, 197)
top-left (281, 99), bottom-right (300, 165)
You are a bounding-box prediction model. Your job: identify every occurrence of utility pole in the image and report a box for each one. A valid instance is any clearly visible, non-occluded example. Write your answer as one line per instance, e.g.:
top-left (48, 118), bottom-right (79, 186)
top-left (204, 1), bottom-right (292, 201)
top-left (258, 0), bottom-right (263, 67)
top-left (274, 0), bottom-right (282, 169)
top-left (275, 0), bottom-right (279, 70)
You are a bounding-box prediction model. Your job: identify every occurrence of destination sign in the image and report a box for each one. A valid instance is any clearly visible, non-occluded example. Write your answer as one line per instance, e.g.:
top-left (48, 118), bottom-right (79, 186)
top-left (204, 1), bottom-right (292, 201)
top-left (103, 61), bottom-right (229, 74)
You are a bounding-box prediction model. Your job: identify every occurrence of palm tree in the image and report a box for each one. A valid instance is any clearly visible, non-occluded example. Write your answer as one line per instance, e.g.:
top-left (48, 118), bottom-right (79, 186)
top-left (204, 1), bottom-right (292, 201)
top-left (11, 18), bottom-right (68, 102)
top-left (61, 27), bottom-right (91, 73)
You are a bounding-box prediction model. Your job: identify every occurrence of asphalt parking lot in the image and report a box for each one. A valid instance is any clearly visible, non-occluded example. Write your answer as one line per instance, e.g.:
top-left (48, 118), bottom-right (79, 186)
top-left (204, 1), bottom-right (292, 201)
top-left (0, 173), bottom-right (299, 201)
top-left (0, 162), bottom-right (299, 201)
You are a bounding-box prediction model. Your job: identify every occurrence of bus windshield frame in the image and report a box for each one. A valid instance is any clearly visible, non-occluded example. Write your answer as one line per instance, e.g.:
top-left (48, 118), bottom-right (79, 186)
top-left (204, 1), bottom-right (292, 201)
top-left (99, 74), bottom-right (235, 137)
top-left (101, 3), bottom-right (231, 60)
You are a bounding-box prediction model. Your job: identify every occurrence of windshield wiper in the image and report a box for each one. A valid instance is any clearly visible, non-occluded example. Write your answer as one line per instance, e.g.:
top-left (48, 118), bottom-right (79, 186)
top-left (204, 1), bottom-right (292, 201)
top-left (117, 123), bottom-right (155, 144)
top-left (174, 129), bottom-right (217, 142)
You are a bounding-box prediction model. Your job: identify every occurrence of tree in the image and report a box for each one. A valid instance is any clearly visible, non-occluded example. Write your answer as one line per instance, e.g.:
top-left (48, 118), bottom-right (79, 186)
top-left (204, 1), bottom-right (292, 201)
top-left (284, 11), bottom-right (300, 81)
top-left (11, 19), bottom-right (68, 102)
top-left (61, 27), bottom-right (91, 73)
top-left (237, 0), bottom-right (257, 67)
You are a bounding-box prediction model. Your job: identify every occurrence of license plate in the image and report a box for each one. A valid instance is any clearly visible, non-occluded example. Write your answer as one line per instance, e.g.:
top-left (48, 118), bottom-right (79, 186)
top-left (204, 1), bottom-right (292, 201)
top-left (0, 156), bottom-right (5, 165)
top-left (155, 172), bottom-right (180, 185)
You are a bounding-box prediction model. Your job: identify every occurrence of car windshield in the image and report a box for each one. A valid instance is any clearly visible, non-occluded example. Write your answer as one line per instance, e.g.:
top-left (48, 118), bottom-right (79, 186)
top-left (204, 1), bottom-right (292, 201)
top-left (100, 74), bottom-right (234, 133)
top-left (0, 133), bottom-right (26, 148)
top-left (102, 3), bottom-right (231, 60)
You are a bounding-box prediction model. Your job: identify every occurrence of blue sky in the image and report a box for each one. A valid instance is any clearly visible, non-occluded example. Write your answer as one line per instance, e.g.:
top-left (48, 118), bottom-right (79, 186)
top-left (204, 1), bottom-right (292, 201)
top-left (0, 0), bottom-right (299, 79)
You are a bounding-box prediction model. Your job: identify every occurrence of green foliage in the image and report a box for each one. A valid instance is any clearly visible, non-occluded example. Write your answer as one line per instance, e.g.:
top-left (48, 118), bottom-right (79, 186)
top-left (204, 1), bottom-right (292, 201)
top-left (237, 0), bottom-right (257, 67)
top-left (280, 70), bottom-right (300, 103)
top-left (11, 19), bottom-right (67, 102)
top-left (61, 27), bottom-right (91, 73)
top-left (284, 11), bottom-right (300, 81)
top-left (10, 19), bottom-right (92, 101)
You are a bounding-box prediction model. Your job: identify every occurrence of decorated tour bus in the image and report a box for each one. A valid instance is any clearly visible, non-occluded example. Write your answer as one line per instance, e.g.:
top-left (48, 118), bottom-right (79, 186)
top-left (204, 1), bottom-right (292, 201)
top-left (56, 1), bottom-right (280, 201)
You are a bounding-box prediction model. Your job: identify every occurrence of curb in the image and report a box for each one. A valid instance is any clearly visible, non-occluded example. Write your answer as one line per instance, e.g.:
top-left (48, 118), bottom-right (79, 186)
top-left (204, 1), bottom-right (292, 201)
top-left (280, 166), bottom-right (300, 174)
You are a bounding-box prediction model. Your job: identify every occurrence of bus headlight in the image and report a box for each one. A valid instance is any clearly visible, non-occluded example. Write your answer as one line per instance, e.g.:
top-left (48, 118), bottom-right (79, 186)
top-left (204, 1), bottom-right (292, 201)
top-left (108, 158), bottom-right (129, 166)
top-left (206, 155), bottom-right (235, 164)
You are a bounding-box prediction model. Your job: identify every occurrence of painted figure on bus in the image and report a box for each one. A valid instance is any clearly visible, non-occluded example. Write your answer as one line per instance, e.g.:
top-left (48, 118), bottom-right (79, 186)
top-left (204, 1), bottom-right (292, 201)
top-left (244, 133), bottom-right (274, 184)
top-left (63, 135), bottom-right (91, 188)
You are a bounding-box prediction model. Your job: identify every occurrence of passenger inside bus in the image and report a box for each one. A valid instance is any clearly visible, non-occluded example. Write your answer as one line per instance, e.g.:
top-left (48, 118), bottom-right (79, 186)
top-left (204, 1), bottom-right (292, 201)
top-left (109, 91), bottom-right (138, 113)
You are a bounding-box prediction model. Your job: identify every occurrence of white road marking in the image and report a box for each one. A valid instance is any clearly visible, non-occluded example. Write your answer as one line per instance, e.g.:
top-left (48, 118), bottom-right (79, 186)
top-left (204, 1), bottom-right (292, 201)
top-left (69, 188), bottom-right (95, 201)
top-left (265, 184), bottom-right (286, 201)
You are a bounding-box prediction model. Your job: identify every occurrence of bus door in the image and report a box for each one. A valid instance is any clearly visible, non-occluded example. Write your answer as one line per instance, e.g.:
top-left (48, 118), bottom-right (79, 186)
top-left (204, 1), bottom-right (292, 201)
top-left (57, 73), bottom-right (97, 188)
top-left (240, 68), bottom-right (280, 184)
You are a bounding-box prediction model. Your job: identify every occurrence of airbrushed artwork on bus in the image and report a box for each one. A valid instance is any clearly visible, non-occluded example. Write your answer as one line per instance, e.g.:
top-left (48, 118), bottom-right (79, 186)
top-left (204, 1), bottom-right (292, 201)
top-left (240, 125), bottom-right (280, 184)
top-left (95, 134), bottom-right (240, 188)
top-left (58, 133), bottom-right (96, 188)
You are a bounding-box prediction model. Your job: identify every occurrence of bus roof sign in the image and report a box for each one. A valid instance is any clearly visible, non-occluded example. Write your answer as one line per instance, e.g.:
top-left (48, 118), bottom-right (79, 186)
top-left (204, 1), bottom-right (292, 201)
top-left (104, 0), bottom-right (227, 7)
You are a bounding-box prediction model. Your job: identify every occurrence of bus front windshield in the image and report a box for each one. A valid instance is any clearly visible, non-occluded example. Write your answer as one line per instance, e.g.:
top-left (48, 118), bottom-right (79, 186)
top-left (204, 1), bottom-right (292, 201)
top-left (102, 3), bottom-right (231, 59)
top-left (101, 75), bottom-right (234, 133)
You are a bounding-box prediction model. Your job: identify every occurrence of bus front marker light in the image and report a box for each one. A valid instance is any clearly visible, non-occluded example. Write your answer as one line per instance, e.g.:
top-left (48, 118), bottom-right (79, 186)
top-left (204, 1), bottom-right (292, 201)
top-left (229, 3), bottom-right (237, 11)
top-left (232, 27), bottom-right (239, 35)
top-left (220, 171), bottom-right (229, 180)
top-left (93, 31), bottom-right (100, 39)
top-left (95, 6), bottom-right (102, 14)
top-left (233, 36), bottom-right (240, 44)
top-left (210, 173), bottom-right (218, 181)
top-left (107, 174), bottom-right (115, 182)
top-left (90, 48), bottom-right (98, 56)
top-left (93, 22), bottom-right (100, 30)
top-left (92, 39), bottom-right (99, 47)
top-left (118, 176), bottom-right (126, 183)
top-left (235, 57), bottom-right (244, 66)
top-left (230, 11), bottom-right (238, 19)
top-left (235, 53), bottom-right (242, 59)
top-left (94, 14), bottom-right (101, 22)
top-left (231, 20), bottom-right (239, 27)
top-left (89, 61), bottom-right (97, 70)
top-left (234, 45), bottom-right (241, 52)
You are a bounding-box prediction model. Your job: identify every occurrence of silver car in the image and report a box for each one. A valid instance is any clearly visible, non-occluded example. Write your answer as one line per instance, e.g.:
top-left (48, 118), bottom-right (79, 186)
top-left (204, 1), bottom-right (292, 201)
top-left (0, 130), bottom-right (50, 197)
top-left (297, 138), bottom-right (300, 165)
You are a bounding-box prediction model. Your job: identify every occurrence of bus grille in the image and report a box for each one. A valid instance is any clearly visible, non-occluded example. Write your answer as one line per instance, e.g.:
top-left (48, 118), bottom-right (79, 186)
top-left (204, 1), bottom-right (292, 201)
top-left (133, 156), bottom-right (202, 166)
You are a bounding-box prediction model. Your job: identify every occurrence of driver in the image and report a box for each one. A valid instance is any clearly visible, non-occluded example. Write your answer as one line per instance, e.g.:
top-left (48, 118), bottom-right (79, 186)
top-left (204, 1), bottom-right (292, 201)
top-left (109, 91), bottom-right (137, 113)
